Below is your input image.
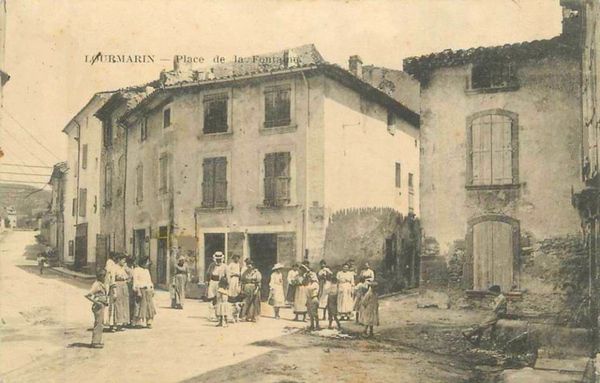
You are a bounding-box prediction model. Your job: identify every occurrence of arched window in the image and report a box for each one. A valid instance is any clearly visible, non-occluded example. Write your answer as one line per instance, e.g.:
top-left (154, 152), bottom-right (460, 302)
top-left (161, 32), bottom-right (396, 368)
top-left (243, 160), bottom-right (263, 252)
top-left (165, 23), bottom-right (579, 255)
top-left (467, 110), bottom-right (518, 187)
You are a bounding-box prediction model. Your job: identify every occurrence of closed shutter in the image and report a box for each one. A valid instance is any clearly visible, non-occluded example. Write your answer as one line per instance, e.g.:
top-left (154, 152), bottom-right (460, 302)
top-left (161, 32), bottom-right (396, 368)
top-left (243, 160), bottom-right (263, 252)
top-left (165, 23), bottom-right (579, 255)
top-left (202, 158), bottom-right (214, 207)
top-left (79, 188), bottom-right (87, 217)
top-left (473, 221), bottom-right (493, 290)
top-left (472, 220), bottom-right (514, 291)
top-left (214, 157), bottom-right (228, 207)
top-left (264, 154), bottom-right (276, 205)
top-left (82, 144), bottom-right (88, 169)
top-left (491, 221), bottom-right (513, 290)
top-left (275, 152), bottom-right (291, 204)
top-left (491, 115), bottom-right (513, 184)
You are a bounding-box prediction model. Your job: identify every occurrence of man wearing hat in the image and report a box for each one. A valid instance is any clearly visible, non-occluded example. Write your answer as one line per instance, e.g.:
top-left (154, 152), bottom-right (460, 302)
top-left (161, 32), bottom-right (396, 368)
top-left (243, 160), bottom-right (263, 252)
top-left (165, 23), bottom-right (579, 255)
top-left (240, 258), bottom-right (262, 322)
top-left (205, 251), bottom-right (229, 321)
top-left (462, 285), bottom-right (507, 345)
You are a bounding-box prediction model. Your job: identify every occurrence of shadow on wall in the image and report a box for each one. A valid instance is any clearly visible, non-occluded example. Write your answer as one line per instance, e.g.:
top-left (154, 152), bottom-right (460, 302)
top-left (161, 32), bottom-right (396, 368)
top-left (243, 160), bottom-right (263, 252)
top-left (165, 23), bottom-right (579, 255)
top-left (323, 207), bottom-right (420, 294)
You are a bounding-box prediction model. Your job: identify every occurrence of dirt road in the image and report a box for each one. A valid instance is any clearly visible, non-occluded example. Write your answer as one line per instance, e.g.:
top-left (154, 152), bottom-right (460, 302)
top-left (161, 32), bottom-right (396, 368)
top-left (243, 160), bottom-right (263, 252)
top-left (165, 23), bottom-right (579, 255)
top-left (0, 230), bottom-right (496, 383)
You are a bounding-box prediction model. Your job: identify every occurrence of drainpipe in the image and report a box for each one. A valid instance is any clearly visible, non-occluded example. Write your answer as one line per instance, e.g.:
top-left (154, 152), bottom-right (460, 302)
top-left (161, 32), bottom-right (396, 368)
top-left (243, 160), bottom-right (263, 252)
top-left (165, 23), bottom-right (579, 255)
top-left (300, 71), bottom-right (310, 261)
top-left (122, 122), bottom-right (128, 252)
top-left (73, 119), bottom-right (81, 268)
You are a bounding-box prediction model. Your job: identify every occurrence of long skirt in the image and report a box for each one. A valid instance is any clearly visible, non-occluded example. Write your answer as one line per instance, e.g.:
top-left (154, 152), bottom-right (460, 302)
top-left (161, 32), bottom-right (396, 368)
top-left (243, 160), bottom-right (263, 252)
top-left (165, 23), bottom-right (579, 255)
top-left (207, 280), bottom-right (219, 300)
top-left (136, 288), bottom-right (156, 322)
top-left (269, 284), bottom-right (285, 308)
top-left (293, 285), bottom-right (308, 314)
top-left (128, 282), bottom-right (137, 322)
top-left (353, 290), bottom-right (366, 312)
top-left (172, 274), bottom-right (187, 307)
top-left (318, 280), bottom-right (331, 309)
top-left (229, 276), bottom-right (241, 298)
top-left (241, 284), bottom-right (261, 321)
top-left (286, 284), bottom-right (296, 303)
top-left (337, 282), bottom-right (354, 315)
top-left (113, 281), bottom-right (130, 325)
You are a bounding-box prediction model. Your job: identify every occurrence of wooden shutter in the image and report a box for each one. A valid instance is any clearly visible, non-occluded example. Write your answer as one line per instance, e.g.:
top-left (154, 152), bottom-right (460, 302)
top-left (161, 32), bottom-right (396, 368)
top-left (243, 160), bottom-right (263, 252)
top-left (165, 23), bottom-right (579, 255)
top-left (275, 152), bottom-right (291, 204)
top-left (214, 157), bottom-right (228, 207)
top-left (472, 116), bottom-right (493, 185)
top-left (264, 153), bottom-right (276, 205)
top-left (491, 115), bottom-right (513, 185)
top-left (395, 163), bottom-right (401, 188)
top-left (473, 221), bottom-right (493, 290)
top-left (202, 158), bottom-right (214, 207)
top-left (79, 188), bottom-right (87, 217)
top-left (491, 221), bottom-right (513, 290)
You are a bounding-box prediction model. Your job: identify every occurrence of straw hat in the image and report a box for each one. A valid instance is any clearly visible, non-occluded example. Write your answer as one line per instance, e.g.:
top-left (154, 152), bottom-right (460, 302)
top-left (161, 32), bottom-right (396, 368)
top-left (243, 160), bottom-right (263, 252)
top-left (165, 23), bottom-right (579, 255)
top-left (213, 251), bottom-right (224, 261)
top-left (272, 263), bottom-right (284, 271)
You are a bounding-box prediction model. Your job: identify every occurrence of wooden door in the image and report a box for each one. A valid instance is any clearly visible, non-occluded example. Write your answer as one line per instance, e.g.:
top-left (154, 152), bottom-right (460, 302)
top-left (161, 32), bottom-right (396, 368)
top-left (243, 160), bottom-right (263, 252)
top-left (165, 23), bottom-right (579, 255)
top-left (473, 220), bottom-right (513, 291)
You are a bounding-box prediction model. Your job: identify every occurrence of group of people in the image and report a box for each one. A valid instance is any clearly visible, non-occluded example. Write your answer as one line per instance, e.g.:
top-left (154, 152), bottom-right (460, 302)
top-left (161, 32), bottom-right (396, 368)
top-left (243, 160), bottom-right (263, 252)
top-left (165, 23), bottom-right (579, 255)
top-left (283, 260), bottom-right (379, 336)
top-left (85, 252), bottom-right (157, 348)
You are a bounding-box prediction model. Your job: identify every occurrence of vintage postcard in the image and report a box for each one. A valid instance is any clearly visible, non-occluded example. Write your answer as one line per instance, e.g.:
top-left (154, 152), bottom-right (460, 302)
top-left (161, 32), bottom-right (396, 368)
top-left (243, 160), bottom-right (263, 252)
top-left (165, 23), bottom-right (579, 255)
top-left (0, 0), bottom-right (597, 382)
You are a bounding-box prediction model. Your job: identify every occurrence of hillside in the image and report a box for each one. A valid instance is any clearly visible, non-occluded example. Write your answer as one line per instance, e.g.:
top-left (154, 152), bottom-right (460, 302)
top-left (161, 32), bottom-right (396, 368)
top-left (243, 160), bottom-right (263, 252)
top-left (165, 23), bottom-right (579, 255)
top-left (0, 183), bottom-right (52, 225)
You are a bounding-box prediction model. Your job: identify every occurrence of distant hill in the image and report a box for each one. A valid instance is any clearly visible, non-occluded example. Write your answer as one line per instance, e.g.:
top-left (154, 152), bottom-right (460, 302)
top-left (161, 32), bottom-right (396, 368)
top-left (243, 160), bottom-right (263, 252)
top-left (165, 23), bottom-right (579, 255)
top-left (0, 183), bottom-right (52, 227)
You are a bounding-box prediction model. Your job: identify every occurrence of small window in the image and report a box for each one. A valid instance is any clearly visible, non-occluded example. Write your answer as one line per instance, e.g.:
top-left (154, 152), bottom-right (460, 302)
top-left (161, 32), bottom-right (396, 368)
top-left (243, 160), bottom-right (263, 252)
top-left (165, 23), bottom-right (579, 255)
top-left (203, 94), bottom-right (228, 134)
top-left (78, 188), bottom-right (87, 217)
top-left (72, 198), bottom-right (77, 217)
top-left (408, 173), bottom-right (415, 213)
top-left (264, 152), bottom-right (291, 206)
top-left (105, 164), bottom-right (113, 206)
top-left (136, 164), bottom-right (143, 203)
top-left (408, 173), bottom-right (414, 189)
top-left (81, 144), bottom-right (88, 169)
top-left (395, 163), bottom-right (401, 188)
top-left (202, 157), bottom-right (228, 208)
top-left (264, 86), bottom-right (291, 128)
top-left (163, 108), bottom-right (171, 129)
top-left (159, 155), bottom-right (169, 194)
top-left (471, 61), bottom-right (516, 90)
top-left (141, 117), bottom-right (148, 141)
top-left (103, 119), bottom-right (113, 148)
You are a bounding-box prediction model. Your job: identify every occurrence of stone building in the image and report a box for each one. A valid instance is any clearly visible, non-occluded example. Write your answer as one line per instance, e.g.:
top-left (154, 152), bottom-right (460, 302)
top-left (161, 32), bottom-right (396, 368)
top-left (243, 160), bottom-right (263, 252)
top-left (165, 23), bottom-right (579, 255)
top-left (118, 45), bottom-right (420, 291)
top-left (46, 162), bottom-right (67, 263)
top-left (63, 92), bottom-right (114, 272)
top-left (404, 4), bottom-right (583, 300)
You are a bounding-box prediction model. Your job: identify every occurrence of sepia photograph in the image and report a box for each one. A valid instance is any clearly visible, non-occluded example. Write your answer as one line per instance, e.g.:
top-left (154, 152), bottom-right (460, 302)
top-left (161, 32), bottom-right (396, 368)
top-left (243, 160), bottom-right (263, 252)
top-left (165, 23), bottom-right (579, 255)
top-left (0, 0), bottom-right (597, 382)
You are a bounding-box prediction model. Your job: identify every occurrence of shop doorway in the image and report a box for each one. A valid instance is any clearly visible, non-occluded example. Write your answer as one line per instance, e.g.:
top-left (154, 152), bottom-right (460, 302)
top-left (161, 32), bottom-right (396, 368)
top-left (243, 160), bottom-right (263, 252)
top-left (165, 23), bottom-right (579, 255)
top-left (248, 233), bottom-right (278, 300)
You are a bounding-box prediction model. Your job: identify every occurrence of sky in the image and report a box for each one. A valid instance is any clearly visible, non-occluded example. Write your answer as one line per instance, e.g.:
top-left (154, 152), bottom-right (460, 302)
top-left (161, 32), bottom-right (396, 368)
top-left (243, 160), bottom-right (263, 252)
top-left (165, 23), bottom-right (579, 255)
top-left (0, 0), bottom-right (562, 185)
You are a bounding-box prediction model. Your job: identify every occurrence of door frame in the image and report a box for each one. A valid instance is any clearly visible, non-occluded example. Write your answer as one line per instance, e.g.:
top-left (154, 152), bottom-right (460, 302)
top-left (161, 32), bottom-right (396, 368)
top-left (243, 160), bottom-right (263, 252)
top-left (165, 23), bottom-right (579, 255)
top-left (465, 214), bottom-right (520, 291)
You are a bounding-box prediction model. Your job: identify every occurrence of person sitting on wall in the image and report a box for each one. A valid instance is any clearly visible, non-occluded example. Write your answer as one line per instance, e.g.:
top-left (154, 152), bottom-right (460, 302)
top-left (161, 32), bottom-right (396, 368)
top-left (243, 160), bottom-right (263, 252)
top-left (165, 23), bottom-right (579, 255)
top-left (462, 285), bottom-right (507, 346)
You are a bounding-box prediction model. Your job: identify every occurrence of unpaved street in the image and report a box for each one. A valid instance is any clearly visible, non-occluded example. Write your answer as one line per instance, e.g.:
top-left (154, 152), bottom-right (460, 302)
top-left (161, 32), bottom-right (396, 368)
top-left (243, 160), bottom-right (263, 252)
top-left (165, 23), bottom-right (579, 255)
top-left (1, 230), bottom-right (494, 383)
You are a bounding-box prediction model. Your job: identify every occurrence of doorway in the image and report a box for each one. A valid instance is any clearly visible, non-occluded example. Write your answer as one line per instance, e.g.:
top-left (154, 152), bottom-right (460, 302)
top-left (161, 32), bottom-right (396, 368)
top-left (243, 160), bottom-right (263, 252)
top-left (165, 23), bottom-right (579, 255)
top-left (472, 218), bottom-right (517, 291)
top-left (74, 223), bottom-right (88, 270)
top-left (134, 229), bottom-right (146, 260)
top-left (157, 226), bottom-right (168, 286)
top-left (249, 234), bottom-right (278, 300)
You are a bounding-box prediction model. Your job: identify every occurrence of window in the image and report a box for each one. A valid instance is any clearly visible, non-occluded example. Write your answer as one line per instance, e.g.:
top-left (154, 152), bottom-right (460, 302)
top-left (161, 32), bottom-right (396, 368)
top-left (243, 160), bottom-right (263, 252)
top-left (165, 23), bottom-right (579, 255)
top-left (202, 157), bottom-right (228, 208)
top-left (408, 173), bottom-right (414, 213)
top-left (105, 164), bottom-right (113, 206)
top-left (203, 94), bottom-right (228, 134)
top-left (163, 108), bottom-right (171, 129)
top-left (471, 61), bottom-right (516, 90)
top-left (136, 164), bottom-right (143, 203)
top-left (81, 144), bottom-right (88, 169)
top-left (395, 163), bottom-right (401, 188)
top-left (468, 111), bottom-right (517, 187)
top-left (103, 118), bottom-right (112, 148)
top-left (264, 86), bottom-right (291, 128)
top-left (72, 198), bottom-right (77, 217)
top-left (264, 152), bottom-right (291, 207)
top-left (78, 188), bottom-right (87, 217)
top-left (141, 117), bottom-right (148, 141)
top-left (159, 155), bottom-right (169, 194)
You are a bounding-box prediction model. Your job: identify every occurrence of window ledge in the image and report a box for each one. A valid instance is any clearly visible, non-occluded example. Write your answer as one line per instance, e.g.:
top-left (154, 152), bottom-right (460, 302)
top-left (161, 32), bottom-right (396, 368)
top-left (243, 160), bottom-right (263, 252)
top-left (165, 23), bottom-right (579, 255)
top-left (195, 205), bottom-right (233, 213)
top-left (466, 183), bottom-right (521, 191)
top-left (465, 84), bottom-right (519, 95)
top-left (260, 124), bottom-right (297, 135)
top-left (257, 204), bottom-right (299, 210)
top-left (199, 131), bottom-right (233, 140)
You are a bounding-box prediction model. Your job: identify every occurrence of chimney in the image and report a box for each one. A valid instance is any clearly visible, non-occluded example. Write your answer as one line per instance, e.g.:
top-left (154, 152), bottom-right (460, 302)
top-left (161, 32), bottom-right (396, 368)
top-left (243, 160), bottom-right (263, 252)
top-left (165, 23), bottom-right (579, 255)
top-left (349, 55), bottom-right (363, 79)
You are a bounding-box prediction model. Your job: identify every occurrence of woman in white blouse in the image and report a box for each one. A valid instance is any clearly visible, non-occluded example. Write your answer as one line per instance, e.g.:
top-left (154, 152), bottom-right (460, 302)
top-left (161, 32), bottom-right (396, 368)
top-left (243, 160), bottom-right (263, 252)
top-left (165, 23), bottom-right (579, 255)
top-left (133, 257), bottom-right (156, 328)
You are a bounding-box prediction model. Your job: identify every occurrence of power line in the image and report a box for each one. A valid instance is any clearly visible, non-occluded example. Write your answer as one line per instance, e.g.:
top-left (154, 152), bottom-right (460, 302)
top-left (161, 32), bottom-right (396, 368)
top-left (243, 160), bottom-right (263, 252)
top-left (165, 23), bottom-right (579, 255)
top-left (2, 108), bottom-right (62, 161)
top-left (0, 145), bottom-right (43, 183)
top-left (0, 125), bottom-right (53, 166)
top-left (0, 179), bottom-right (48, 185)
top-left (0, 171), bottom-right (51, 176)
top-left (0, 163), bottom-right (53, 169)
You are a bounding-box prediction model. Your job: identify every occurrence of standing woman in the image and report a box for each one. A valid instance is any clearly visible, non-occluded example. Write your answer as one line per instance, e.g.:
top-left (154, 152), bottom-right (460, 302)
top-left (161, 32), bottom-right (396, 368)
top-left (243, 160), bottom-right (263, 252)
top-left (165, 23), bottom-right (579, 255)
top-left (240, 259), bottom-right (262, 322)
top-left (286, 263), bottom-right (299, 306)
top-left (317, 260), bottom-right (333, 320)
top-left (227, 254), bottom-right (242, 300)
top-left (125, 255), bottom-right (136, 326)
top-left (104, 252), bottom-right (117, 330)
top-left (359, 281), bottom-right (380, 337)
top-left (268, 263), bottom-right (286, 319)
top-left (336, 263), bottom-right (355, 321)
top-left (112, 254), bottom-right (131, 331)
top-left (360, 262), bottom-right (375, 283)
top-left (171, 257), bottom-right (187, 309)
top-left (133, 257), bottom-right (156, 328)
top-left (205, 252), bottom-right (229, 321)
top-left (293, 265), bottom-right (308, 321)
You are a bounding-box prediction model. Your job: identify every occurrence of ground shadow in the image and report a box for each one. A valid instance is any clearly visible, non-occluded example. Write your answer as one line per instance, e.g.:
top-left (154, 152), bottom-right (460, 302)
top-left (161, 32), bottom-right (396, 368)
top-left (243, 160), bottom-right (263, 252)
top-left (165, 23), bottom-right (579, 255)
top-left (66, 342), bottom-right (92, 349)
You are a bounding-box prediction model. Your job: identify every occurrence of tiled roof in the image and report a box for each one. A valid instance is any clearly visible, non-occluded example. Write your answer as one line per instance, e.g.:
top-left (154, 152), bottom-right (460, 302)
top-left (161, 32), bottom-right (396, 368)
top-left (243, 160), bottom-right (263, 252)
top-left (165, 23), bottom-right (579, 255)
top-left (403, 35), bottom-right (578, 81)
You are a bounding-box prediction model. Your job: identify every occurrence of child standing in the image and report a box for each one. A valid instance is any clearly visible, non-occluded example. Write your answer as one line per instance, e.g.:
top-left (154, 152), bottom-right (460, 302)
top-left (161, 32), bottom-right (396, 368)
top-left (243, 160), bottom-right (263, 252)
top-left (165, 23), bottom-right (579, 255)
top-left (306, 273), bottom-right (320, 331)
top-left (353, 276), bottom-right (368, 323)
top-left (216, 278), bottom-right (230, 327)
top-left (327, 276), bottom-right (342, 330)
top-left (85, 270), bottom-right (109, 349)
top-left (359, 281), bottom-right (379, 338)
